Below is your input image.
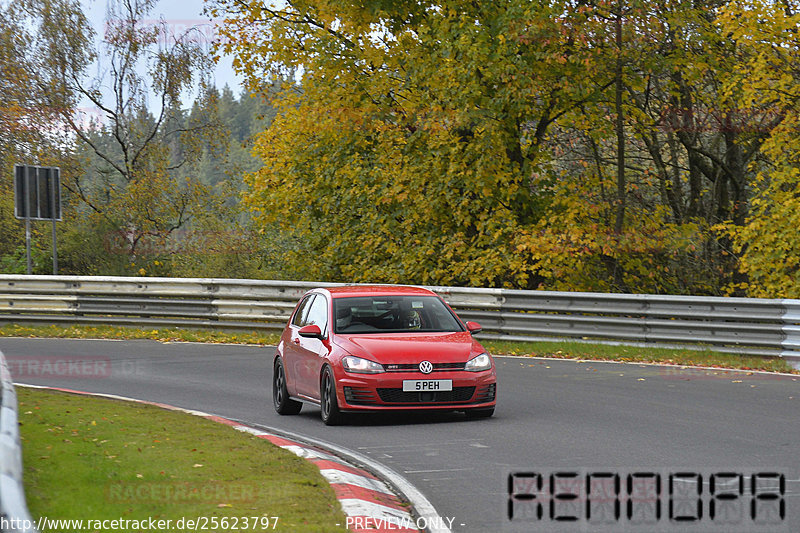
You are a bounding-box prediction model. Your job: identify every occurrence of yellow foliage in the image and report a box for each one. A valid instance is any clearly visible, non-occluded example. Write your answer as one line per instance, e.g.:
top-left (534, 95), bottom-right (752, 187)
top-left (718, 0), bottom-right (800, 297)
top-left (213, 0), bottom-right (798, 294)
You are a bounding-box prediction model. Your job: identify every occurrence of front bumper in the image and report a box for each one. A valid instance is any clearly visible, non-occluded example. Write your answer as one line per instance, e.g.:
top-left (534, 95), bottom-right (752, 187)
top-left (334, 368), bottom-right (497, 411)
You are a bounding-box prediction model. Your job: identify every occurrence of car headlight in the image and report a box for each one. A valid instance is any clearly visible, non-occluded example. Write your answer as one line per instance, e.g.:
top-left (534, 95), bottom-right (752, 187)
top-left (342, 355), bottom-right (385, 374)
top-left (465, 353), bottom-right (492, 372)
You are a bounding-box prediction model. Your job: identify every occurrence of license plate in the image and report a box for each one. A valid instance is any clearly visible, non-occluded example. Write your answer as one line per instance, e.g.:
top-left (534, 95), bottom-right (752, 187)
top-left (402, 379), bottom-right (453, 392)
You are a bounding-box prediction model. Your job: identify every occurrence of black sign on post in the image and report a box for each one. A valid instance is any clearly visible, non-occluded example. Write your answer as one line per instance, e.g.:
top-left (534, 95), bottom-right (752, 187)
top-left (14, 165), bottom-right (61, 221)
top-left (14, 164), bottom-right (62, 275)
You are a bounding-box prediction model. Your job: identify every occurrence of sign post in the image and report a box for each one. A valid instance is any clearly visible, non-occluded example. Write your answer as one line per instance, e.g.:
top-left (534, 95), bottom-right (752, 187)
top-left (14, 165), bottom-right (62, 275)
top-left (51, 169), bottom-right (58, 274)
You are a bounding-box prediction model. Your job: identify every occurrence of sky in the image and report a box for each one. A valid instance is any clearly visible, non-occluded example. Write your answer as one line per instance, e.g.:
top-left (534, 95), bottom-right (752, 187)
top-left (78, 0), bottom-right (244, 125)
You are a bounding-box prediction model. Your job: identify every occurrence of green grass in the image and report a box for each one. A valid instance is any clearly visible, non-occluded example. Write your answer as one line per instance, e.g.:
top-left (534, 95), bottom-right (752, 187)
top-left (482, 339), bottom-right (798, 373)
top-left (17, 388), bottom-right (347, 532)
top-left (0, 323), bottom-right (281, 345)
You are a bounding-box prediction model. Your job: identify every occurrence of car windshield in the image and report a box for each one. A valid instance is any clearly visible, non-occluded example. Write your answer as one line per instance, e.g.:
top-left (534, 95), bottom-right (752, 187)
top-left (333, 295), bottom-right (464, 334)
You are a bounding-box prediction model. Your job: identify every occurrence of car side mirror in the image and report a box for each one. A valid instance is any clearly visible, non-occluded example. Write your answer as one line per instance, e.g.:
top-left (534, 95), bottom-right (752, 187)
top-left (466, 321), bottom-right (482, 334)
top-left (298, 324), bottom-right (323, 338)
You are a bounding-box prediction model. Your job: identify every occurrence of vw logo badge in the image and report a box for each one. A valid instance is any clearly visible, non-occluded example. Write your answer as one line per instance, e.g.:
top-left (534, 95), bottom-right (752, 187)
top-left (419, 360), bottom-right (433, 374)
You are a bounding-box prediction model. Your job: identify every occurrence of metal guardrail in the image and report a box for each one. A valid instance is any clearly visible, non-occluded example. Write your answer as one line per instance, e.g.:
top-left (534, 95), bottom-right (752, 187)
top-left (0, 275), bottom-right (798, 368)
top-left (0, 351), bottom-right (37, 533)
top-left (0, 276), bottom-right (797, 527)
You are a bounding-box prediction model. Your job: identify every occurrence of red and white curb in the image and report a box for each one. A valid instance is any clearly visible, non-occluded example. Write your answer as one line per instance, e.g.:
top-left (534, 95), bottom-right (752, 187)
top-left (221, 422), bottom-right (421, 533)
top-left (17, 385), bottom-right (436, 533)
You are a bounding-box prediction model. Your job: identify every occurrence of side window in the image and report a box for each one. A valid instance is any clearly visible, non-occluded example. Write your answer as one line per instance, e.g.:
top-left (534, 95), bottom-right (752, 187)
top-left (305, 294), bottom-right (329, 335)
top-left (291, 295), bottom-right (314, 327)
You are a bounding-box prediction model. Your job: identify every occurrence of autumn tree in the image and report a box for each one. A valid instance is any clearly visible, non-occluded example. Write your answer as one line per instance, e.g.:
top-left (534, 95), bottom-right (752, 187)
top-left (210, 0), bottom-right (620, 287)
top-left (514, 0), bottom-right (785, 294)
top-left (24, 0), bottom-right (225, 265)
top-left (0, 1), bottom-right (80, 270)
top-left (0, 3), bottom-right (38, 260)
top-left (718, 0), bottom-right (800, 297)
top-left (210, 0), bottom-right (800, 294)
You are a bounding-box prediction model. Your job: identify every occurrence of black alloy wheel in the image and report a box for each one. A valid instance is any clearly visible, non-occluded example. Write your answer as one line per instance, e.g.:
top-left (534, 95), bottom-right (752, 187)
top-left (273, 358), bottom-right (302, 415)
top-left (320, 366), bottom-right (343, 425)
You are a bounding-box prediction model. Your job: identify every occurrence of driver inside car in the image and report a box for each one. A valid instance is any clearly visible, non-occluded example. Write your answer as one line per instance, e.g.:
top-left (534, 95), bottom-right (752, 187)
top-left (335, 305), bottom-right (352, 330)
top-left (399, 300), bottom-right (422, 330)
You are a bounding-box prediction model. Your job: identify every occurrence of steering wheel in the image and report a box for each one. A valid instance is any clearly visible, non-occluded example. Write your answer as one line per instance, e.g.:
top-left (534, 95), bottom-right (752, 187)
top-left (377, 309), bottom-right (396, 323)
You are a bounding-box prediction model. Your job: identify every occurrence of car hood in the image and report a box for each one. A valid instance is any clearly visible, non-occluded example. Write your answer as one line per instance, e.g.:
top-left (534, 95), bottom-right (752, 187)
top-left (333, 331), bottom-right (484, 364)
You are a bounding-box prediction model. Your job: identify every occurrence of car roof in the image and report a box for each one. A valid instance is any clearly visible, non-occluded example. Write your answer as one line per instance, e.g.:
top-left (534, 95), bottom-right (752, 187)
top-left (324, 285), bottom-right (438, 298)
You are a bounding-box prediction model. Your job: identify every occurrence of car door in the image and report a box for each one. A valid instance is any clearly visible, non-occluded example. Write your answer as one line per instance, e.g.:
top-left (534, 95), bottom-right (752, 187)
top-left (294, 294), bottom-right (331, 399)
top-left (284, 294), bottom-right (314, 397)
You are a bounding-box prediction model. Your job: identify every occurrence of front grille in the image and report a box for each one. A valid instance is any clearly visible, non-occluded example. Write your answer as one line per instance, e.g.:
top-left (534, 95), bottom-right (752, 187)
top-left (384, 362), bottom-right (467, 372)
top-left (475, 383), bottom-right (496, 403)
top-left (344, 387), bottom-right (378, 405)
top-left (377, 386), bottom-right (476, 404)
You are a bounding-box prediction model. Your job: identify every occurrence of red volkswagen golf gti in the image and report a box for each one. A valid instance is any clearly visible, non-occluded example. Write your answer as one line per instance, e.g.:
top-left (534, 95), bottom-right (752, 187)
top-left (273, 285), bottom-right (497, 425)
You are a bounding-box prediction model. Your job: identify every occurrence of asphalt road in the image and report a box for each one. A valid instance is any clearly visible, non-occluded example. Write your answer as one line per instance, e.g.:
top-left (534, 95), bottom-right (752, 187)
top-left (2, 337), bottom-right (798, 532)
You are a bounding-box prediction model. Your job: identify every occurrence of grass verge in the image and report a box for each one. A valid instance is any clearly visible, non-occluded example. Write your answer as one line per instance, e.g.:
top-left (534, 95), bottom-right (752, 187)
top-left (482, 339), bottom-right (797, 374)
top-left (2, 323), bottom-right (795, 373)
top-left (0, 323), bottom-right (281, 345)
top-left (17, 388), bottom-right (347, 532)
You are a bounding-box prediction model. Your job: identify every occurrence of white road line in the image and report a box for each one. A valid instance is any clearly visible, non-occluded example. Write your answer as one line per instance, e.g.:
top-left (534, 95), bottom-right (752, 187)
top-left (358, 439), bottom-right (486, 450)
top-left (494, 354), bottom-right (800, 377)
top-left (404, 468), bottom-right (474, 474)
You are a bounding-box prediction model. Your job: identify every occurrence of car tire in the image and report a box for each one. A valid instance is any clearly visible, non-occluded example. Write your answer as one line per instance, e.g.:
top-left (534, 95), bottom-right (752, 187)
top-left (273, 358), bottom-right (302, 415)
top-left (465, 407), bottom-right (494, 419)
top-left (320, 366), bottom-right (343, 426)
